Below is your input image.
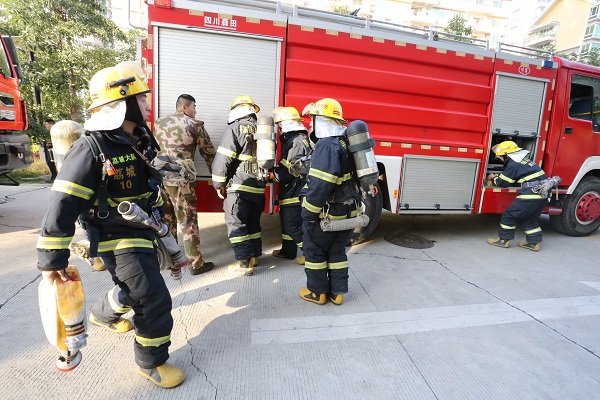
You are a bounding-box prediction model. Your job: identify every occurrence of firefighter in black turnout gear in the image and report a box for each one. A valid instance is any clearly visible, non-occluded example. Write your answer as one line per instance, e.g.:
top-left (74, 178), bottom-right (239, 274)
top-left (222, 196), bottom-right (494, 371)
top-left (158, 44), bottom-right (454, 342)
top-left (271, 107), bottom-right (312, 265)
top-left (487, 140), bottom-right (548, 252)
top-left (36, 65), bottom-right (185, 388)
top-left (299, 98), bottom-right (361, 305)
top-left (212, 95), bottom-right (265, 276)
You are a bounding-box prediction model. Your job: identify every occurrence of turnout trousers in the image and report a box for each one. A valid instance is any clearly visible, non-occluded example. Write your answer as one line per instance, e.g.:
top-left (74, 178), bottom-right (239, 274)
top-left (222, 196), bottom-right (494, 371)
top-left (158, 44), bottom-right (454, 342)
top-left (302, 220), bottom-right (351, 295)
top-left (90, 251), bottom-right (173, 369)
top-left (162, 182), bottom-right (205, 267)
top-left (498, 198), bottom-right (547, 244)
top-left (224, 191), bottom-right (265, 260)
top-left (278, 203), bottom-right (303, 258)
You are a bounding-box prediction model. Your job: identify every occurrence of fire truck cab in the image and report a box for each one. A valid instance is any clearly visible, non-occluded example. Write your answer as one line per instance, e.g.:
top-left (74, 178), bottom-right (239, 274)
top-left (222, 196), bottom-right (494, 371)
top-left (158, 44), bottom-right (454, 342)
top-left (144, 0), bottom-right (600, 240)
top-left (0, 34), bottom-right (32, 185)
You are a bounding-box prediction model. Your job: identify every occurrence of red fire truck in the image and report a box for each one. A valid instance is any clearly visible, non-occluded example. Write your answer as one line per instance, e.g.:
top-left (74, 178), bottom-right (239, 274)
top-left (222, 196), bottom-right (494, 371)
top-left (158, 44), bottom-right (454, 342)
top-left (0, 34), bottom-right (31, 185)
top-left (143, 0), bottom-right (600, 240)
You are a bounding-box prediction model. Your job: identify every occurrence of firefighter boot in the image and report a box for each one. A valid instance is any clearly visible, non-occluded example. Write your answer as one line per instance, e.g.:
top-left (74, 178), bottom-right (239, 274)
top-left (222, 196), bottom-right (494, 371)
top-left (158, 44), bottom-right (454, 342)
top-left (138, 362), bottom-right (185, 389)
top-left (327, 293), bottom-right (344, 305)
top-left (89, 313), bottom-right (133, 333)
top-left (299, 288), bottom-right (326, 305)
top-left (487, 238), bottom-right (510, 248)
top-left (518, 241), bottom-right (542, 252)
top-left (228, 257), bottom-right (256, 276)
top-left (272, 249), bottom-right (295, 260)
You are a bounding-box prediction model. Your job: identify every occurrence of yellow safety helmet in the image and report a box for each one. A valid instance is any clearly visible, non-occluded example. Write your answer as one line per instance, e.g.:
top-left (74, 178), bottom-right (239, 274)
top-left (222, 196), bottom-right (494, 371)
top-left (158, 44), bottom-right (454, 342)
top-left (231, 95), bottom-right (260, 113)
top-left (88, 65), bottom-right (150, 111)
top-left (273, 106), bottom-right (303, 123)
top-left (492, 140), bottom-right (522, 156)
top-left (302, 98), bottom-right (346, 122)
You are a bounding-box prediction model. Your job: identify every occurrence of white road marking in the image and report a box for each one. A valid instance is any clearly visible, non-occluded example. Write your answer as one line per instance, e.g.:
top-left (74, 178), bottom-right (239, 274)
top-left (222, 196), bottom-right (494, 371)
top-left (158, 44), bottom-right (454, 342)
top-left (251, 288), bottom-right (600, 344)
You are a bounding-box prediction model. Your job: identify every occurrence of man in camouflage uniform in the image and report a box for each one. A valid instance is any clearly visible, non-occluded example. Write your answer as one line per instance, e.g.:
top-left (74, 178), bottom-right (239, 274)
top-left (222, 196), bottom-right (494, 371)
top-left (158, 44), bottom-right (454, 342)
top-left (154, 94), bottom-right (216, 275)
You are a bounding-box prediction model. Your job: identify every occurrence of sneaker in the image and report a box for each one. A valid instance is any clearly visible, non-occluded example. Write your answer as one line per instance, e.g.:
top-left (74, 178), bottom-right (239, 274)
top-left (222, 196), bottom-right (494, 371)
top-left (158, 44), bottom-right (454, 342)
top-left (518, 241), bottom-right (541, 252)
top-left (299, 288), bottom-right (326, 305)
top-left (272, 249), bottom-right (295, 259)
top-left (487, 237), bottom-right (510, 248)
top-left (327, 293), bottom-right (344, 305)
top-left (295, 255), bottom-right (305, 265)
top-left (89, 313), bottom-right (133, 333)
top-left (138, 362), bottom-right (185, 389)
top-left (228, 257), bottom-right (256, 276)
top-left (189, 261), bottom-right (214, 276)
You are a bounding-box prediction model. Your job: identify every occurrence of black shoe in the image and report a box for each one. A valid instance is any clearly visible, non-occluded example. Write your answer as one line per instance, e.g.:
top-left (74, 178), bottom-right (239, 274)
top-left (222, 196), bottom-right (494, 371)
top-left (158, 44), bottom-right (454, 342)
top-left (189, 261), bottom-right (214, 275)
top-left (272, 249), bottom-right (295, 259)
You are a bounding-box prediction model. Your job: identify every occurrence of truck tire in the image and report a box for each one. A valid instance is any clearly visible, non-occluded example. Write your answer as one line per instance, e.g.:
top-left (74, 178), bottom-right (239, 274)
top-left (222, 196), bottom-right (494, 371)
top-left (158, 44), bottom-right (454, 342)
top-left (349, 184), bottom-right (383, 245)
top-left (551, 176), bottom-right (600, 236)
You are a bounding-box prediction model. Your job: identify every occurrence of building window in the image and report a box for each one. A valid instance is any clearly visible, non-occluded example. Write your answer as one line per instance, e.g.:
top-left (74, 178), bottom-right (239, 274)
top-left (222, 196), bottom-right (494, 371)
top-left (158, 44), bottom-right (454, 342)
top-left (590, 6), bottom-right (599, 19)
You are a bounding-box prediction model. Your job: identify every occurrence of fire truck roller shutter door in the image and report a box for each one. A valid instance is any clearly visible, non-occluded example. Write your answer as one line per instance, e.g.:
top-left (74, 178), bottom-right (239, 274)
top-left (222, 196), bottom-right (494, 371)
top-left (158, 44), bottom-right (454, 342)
top-left (156, 27), bottom-right (279, 178)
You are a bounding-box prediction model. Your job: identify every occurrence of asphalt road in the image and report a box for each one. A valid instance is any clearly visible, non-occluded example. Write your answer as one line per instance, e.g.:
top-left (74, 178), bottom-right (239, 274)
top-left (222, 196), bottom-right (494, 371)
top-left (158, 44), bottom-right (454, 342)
top-left (1, 183), bottom-right (599, 400)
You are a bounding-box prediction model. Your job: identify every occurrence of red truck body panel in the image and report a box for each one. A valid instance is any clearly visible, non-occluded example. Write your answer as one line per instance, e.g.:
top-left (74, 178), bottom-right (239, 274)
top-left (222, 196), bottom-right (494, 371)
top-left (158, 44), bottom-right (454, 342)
top-left (145, 1), bottom-right (600, 225)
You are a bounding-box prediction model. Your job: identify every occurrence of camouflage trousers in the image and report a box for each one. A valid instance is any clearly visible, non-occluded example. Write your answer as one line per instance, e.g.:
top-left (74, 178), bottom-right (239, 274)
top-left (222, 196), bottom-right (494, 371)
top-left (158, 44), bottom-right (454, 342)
top-left (162, 182), bottom-right (205, 267)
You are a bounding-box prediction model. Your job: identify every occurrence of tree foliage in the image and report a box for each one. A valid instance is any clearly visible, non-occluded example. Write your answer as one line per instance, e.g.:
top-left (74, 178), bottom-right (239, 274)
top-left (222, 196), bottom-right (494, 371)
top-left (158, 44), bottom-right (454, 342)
top-left (443, 14), bottom-right (473, 42)
top-left (330, 2), bottom-right (351, 15)
top-left (0, 0), bottom-right (138, 142)
top-left (564, 48), bottom-right (600, 67)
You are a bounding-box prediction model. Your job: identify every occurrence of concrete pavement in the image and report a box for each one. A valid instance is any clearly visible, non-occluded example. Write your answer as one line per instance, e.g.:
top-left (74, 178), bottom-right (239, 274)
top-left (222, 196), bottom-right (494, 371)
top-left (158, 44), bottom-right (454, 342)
top-left (1, 183), bottom-right (599, 399)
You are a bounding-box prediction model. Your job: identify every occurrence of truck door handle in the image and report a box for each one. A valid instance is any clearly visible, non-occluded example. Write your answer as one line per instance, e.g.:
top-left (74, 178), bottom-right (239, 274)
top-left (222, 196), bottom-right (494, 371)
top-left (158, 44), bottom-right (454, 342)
top-left (564, 127), bottom-right (573, 134)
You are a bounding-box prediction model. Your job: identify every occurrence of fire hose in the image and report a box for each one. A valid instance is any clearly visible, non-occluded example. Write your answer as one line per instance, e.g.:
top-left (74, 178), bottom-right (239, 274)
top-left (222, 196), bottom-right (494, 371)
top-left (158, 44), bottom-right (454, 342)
top-left (117, 201), bottom-right (188, 280)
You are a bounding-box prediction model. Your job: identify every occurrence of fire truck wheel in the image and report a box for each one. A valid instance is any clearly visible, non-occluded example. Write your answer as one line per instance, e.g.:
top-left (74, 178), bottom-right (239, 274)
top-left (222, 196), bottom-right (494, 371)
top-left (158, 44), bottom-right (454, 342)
top-left (552, 176), bottom-right (600, 236)
top-left (349, 183), bottom-right (383, 245)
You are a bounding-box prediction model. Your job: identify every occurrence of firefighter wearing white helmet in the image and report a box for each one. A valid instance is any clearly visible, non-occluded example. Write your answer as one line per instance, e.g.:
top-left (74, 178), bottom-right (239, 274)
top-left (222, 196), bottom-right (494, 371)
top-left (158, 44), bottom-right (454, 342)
top-left (271, 106), bottom-right (313, 265)
top-left (298, 98), bottom-right (361, 305)
top-left (487, 140), bottom-right (548, 252)
top-left (212, 95), bottom-right (266, 276)
top-left (36, 64), bottom-right (185, 388)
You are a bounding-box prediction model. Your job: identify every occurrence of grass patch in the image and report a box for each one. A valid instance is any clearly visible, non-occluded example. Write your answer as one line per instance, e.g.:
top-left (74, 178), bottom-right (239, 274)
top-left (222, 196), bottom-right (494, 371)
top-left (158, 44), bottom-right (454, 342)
top-left (9, 159), bottom-right (51, 184)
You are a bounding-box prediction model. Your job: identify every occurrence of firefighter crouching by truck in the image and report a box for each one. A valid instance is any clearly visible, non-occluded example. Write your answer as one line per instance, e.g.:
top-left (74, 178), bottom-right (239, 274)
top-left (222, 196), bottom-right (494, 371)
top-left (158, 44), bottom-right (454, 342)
top-left (299, 98), bottom-right (363, 305)
top-left (212, 95), bottom-right (266, 276)
top-left (487, 140), bottom-right (549, 252)
top-left (36, 64), bottom-right (185, 388)
top-left (271, 106), bottom-right (312, 265)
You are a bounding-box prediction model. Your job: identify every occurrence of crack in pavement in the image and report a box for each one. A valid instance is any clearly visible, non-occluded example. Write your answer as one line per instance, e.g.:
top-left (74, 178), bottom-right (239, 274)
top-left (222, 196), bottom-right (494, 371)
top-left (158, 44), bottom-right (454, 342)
top-left (0, 274), bottom-right (41, 311)
top-left (420, 249), bottom-right (600, 360)
top-left (176, 289), bottom-right (218, 399)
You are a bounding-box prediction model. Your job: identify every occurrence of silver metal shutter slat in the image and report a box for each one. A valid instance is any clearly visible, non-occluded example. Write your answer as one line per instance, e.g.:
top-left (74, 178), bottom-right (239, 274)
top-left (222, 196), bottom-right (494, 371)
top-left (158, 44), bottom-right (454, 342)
top-left (491, 75), bottom-right (546, 137)
top-left (157, 28), bottom-right (279, 176)
top-left (399, 157), bottom-right (479, 211)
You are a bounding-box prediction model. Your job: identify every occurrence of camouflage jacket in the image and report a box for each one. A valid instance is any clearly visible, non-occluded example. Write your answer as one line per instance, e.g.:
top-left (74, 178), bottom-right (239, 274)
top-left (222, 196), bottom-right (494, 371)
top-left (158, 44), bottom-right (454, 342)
top-left (154, 112), bottom-right (216, 184)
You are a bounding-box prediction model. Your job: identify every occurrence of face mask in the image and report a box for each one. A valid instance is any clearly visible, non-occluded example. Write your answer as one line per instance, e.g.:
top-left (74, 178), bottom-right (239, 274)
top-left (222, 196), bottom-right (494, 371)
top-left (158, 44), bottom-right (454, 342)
top-left (314, 116), bottom-right (345, 138)
top-left (279, 120), bottom-right (305, 133)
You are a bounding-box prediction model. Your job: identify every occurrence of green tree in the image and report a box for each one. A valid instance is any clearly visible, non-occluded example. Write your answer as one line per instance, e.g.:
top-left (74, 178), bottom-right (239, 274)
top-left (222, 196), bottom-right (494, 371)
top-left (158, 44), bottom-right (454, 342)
top-left (564, 48), bottom-right (600, 67)
top-left (330, 2), bottom-right (351, 15)
top-left (444, 14), bottom-right (473, 42)
top-left (0, 0), bottom-right (137, 142)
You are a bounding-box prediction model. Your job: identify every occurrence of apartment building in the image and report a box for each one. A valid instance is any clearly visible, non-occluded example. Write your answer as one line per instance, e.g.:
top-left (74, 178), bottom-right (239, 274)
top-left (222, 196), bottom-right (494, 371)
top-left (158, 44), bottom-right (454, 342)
top-left (527, 0), bottom-right (596, 54)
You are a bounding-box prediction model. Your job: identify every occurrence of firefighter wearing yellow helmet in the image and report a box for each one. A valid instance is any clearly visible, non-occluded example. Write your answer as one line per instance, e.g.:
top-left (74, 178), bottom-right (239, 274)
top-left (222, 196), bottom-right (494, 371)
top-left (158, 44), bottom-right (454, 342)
top-left (212, 95), bottom-right (265, 276)
top-left (271, 106), bottom-right (313, 265)
top-left (487, 140), bottom-right (548, 251)
top-left (37, 64), bottom-right (185, 388)
top-left (298, 98), bottom-right (360, 306)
